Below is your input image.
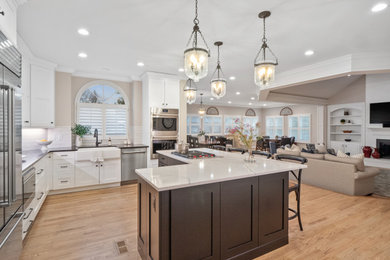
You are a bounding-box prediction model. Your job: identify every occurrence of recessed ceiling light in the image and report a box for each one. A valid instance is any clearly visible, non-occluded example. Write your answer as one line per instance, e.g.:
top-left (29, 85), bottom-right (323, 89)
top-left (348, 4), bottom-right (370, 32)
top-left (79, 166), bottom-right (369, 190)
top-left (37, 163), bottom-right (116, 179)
top-left (229, 76), bottom-right (236, 80)
top-left (77, 28), bottom-right (89, 36)
top-left (178, 68), bottom-right (184, 72)
top-left (371, 3), bottom-right (388, 12)
top-left (251, 97), bottom-right (255, 100)
top-left (78, 52), bottom-right (87, 58)
top-left (210, 97), bottom-right (214, 101)
top-left (137, 62), bottom-right (144, 67)
top-left (263, 104), bottom-right (267, 106)
top-left (236, 92), bottom-right (240, 95)
top-left (248, 102), bottom-right (252, 105)
top-left (347, 74), bottom-right (351, 77)
top-left (305, 50), bottom-right (314, 56)
top-left (228, 101), bottom-right (232, 104)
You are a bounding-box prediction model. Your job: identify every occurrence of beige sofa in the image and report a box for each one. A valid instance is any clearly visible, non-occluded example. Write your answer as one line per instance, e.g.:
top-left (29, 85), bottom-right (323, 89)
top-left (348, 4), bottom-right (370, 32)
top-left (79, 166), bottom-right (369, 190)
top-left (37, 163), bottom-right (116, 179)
top-left (276, 149), bottom-right (379, 196)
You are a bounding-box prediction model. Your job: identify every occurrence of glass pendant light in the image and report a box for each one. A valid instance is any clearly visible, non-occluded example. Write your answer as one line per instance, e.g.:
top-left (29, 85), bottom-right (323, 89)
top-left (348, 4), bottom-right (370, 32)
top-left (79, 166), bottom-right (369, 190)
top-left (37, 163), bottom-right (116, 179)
top-left (184, 79), bottom-right (197, 104)
top-left (254, 11), bottom-right (278, 87)
top-left (198, 93), bottom-right (206, 116)
top-left (210, 41), bottom-right (227, 99)
top-left (184, 0), bottom-right (210, 82)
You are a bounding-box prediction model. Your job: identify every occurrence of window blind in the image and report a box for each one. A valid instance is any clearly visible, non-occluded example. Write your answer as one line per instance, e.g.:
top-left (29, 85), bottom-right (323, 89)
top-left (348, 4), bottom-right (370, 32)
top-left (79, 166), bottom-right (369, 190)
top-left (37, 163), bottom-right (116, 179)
top-left (79, 107), bottom-right (103, 134)
top-left (105, 108), bottom-right (127, 136)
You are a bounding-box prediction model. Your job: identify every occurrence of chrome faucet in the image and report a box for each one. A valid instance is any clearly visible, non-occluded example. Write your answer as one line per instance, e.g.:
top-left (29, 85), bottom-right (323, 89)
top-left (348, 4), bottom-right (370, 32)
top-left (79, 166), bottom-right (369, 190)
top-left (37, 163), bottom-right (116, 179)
top-left (93, 128), bottom-right (102, 147)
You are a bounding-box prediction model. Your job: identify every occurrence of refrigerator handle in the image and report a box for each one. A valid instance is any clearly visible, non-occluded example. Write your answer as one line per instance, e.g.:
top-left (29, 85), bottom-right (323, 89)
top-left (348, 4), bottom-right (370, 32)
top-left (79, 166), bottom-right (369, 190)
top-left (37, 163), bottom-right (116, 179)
top-left (9, 87), bottom-right (15, 203)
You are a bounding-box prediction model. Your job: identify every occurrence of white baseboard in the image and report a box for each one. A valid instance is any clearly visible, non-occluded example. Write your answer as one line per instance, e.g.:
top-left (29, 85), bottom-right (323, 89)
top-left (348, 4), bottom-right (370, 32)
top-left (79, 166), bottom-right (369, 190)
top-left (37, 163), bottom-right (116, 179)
top-left (48, 182), bottom-right (120, 195)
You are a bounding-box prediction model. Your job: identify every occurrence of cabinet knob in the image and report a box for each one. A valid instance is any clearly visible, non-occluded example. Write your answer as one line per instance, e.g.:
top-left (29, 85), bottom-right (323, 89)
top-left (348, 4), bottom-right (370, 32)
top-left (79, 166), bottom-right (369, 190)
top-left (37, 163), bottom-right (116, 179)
top-left (0, 11), bottom-right (4, 16)
top-left (24, 121), bottom-right (29, 123)
top-left (51, 122), bottom-right (53, 124)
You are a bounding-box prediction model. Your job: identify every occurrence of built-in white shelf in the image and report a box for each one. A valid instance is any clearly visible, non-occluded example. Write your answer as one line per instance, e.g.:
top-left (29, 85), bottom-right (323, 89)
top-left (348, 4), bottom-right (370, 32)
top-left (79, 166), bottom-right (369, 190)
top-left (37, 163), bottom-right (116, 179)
top-left (330, 124), bottom-right (361, 126)
top-left (330, 132), bottom-right (361, 135)
top-left (330, 115), bottom-right (362, 118)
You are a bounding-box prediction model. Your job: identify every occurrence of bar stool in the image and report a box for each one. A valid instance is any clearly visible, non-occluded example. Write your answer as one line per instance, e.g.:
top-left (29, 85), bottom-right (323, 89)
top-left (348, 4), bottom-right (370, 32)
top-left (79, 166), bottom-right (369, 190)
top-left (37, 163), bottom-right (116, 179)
top-left (274, 154), bottom-right (307, 231)
top-left (252, 150), bottom-right (272, 159)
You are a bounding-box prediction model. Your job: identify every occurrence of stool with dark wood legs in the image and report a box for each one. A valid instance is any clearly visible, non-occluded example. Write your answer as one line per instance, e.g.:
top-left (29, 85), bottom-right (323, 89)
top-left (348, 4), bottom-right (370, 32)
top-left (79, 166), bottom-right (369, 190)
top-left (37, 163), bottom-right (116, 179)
top-left (275, 154), bottom-right (307, 231)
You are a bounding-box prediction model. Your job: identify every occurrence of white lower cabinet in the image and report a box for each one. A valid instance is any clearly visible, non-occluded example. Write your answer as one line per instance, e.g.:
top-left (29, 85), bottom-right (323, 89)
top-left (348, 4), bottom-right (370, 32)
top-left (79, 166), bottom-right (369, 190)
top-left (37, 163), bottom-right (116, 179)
top-left (99, 159), bottom-right (121, 184)
top-left (75, 161), bottom-right (100, 187)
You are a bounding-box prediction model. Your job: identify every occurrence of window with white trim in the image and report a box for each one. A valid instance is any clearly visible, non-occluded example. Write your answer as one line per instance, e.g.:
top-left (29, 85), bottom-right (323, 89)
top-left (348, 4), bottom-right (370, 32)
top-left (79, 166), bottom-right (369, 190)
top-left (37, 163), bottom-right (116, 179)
top-left (288, 114), bottom-right (311, 142)
top-left (266, 116), bottom-right (284, 138)
top-left (224, 115), bottom-right (241, 134)
top-left (77, 83), bottom-right (128, 139)
top-left (187, 115), bottom-right (201, 135)
top-left (203, 116), bottom-right (222, 135)
top-left (243, 116), bottom-right (259, 136)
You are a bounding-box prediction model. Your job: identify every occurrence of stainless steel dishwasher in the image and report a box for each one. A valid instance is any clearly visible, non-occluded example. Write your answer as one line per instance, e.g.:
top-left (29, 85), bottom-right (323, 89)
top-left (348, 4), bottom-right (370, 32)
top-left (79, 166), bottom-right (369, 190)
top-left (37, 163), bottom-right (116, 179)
top-left (121, 147), bottom-right (147, 185)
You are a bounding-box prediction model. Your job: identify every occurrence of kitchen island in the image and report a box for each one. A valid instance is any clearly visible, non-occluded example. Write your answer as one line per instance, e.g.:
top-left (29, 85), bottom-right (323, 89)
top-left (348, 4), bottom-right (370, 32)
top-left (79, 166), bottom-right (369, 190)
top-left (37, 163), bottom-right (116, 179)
top-left (135, 148), bottom-right (306, 260)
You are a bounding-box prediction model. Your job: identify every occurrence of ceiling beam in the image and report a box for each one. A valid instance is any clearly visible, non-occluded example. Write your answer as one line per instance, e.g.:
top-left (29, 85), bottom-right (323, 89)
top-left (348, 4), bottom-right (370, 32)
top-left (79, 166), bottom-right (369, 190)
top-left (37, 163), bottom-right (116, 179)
top-left (266, 92), bottom-right (328, 105)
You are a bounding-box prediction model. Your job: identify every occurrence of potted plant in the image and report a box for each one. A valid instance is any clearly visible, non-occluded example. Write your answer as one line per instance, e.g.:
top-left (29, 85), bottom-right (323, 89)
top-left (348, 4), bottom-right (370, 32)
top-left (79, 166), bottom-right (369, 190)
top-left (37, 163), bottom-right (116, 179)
top-left (229, 119), bottom-right (259, 162)
top-left (198, 130), bottom-right (206, 142)
top-left (340, 119), bottom-right (346, 125)
top-left (71, 124), bottom-right (91, 147)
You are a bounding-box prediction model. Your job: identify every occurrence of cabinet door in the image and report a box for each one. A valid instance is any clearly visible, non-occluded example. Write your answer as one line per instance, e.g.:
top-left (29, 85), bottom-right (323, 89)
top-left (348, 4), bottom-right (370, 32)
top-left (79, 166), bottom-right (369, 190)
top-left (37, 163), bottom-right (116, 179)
top-left (75, 161), bottom-right (100, 187)
top-left (137, 179), bottom-right (148, 259)
top-left (170, 183), bottom-right (220, 260)
top-left (30, 64), bottom-right (55, 128)
top-left (221, 177), bottom-right (259, 259)
top-left (345, 143), bottom-right (360, 155)
top-left (259, 172), bottom-right (288, 245)
top-left (149, 78), bottom-right (165, 107)
top-left (99, 159), bottom-right (121, 184)
top-left (147, 185), bottom-right (160, 260)
top-left (164, 79), bottom-right (180, 108)
top-left (0, 0), bottom-right (17, 45)
top-left (21, 56), bottom-right (31, 127)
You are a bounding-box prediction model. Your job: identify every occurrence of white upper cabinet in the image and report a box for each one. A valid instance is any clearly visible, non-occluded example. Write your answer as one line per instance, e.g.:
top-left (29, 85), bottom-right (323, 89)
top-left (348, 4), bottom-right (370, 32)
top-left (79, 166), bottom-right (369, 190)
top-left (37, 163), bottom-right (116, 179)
top-left (29, 64), bottom-right (55, 128)
top-left (143, 73), bottom-right (181, 109)
top-left (0, 0), bottom-right (17, 45)
top-left (21, 56), bottom-right (31, 127)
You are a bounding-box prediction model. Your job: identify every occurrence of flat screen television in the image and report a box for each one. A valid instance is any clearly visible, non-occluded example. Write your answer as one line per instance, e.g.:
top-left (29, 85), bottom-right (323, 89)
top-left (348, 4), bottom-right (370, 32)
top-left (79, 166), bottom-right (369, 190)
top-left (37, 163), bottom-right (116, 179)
top-left (370, 102), bottom-right (390, 126)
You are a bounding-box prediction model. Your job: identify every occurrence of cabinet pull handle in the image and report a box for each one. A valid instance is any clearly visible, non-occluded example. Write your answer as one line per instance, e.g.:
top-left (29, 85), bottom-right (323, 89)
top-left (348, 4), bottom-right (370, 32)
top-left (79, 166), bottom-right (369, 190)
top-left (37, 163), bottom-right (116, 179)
top-left (60, 154), bottom-right (68, 157)
top-left (37, 169), bottom-right (44, 175)
top-left (0, 11), bottom-right (4, 16)
top-left (153, 196), bottom-right (156, 212)
top-left (24, 208), bottom-right (33, 220)
top-left (24, 120), bottom-right (29, 123)
top-left (100, 164), bottom-right (103, 167)
top-left (60, 180), bottom-right (68, 183)
top-left (60, 166), bottom-right (68, 168)
top-left (37, 192), bottom-right (44, 200)
top-left (23, 220), bottom-right (34, 234)
top-left (96, 165), bottom-right (98, 167)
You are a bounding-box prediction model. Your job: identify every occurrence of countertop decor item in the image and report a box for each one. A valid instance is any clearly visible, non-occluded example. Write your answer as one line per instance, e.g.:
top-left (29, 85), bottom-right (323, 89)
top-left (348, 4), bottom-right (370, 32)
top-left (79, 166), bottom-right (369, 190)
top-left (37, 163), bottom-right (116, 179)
top-left (254, 11), bottom-right (278, 87)
top-left (71, 124), bottom-right (91, 147)
top-left (340, 119), bottom-right (346, 124)
top-left (229, 118), bottom-right (259, 162)
top-left (372, 148), bottom-right (381, 159)
top-left (363, 146), bottom-right (373, 158)
top-left (343, 130), bottom-right (353, 133)
top-left (210, 41), bottom-right (227, 98)
top-left (37, 140), bottom-right (53, 151)
top-left (345, 139), bottom-right (352, 142)
top-left (183, 79), bottom-right (197, 104)
top-left (184, 0), bottom-right (210, 82)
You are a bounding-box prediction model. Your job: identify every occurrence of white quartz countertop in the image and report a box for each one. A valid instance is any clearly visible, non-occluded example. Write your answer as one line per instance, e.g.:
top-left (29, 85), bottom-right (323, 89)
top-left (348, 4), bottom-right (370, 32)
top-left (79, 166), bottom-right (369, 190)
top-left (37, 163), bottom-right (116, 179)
top-left (135, 148), bottom-right (307, 192)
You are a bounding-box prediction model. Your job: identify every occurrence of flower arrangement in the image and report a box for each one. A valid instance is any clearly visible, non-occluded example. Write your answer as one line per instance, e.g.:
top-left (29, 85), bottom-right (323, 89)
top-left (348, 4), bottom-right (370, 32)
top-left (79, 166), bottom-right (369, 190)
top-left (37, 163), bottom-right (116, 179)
top-left (229, 118), bottom-right (259, 162)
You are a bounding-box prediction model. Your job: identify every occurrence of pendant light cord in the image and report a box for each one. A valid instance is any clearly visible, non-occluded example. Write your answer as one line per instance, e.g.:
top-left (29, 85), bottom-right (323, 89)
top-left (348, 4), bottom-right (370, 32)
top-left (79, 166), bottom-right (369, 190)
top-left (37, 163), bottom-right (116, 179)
top-left (193, 0), bottom-right (199, 25)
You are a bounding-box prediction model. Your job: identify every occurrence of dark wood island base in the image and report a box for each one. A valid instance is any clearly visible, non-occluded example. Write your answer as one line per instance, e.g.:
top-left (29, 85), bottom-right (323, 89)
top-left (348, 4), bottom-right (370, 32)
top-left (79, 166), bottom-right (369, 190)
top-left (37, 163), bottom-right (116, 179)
top-left (137, 171), bottom-right (289, 260)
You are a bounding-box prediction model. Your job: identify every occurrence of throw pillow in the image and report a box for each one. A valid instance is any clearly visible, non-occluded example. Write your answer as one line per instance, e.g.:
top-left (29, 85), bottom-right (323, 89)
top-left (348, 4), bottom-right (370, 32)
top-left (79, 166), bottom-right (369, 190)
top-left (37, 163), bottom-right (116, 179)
top-left (315, 143), bottom-right (327, 154)
top-left (337, 150), bottom-right (349, 158)
top-left (301, 148), bottom-right (312, 153)
top-left (306, 143), bottom-right (316, 153)
top-left (351, 153), bottom-right (364, 159)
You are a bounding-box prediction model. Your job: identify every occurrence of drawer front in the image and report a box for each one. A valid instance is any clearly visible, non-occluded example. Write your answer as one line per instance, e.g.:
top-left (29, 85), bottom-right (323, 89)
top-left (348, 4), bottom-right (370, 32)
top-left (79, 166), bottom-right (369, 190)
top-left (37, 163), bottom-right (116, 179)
top-left (53, 176), bottom-right (74, 190)
top-left (53, 152), bottom-right (75, 163)
top-left (54, 163), bottom-right (74, 172)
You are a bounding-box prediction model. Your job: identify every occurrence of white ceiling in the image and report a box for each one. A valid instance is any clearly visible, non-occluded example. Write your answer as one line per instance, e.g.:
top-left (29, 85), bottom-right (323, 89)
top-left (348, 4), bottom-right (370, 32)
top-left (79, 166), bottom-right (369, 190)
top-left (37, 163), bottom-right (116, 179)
top-left (272, 75), bottom-right (363, 99)
top-left (17, 0), bottom-right (390, 108)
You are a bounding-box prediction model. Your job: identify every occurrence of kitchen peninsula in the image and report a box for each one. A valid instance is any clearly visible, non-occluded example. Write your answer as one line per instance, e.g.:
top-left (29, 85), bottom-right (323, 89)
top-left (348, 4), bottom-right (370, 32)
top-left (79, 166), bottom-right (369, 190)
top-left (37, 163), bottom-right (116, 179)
top-left (136, 148), bottom-right (307, 260)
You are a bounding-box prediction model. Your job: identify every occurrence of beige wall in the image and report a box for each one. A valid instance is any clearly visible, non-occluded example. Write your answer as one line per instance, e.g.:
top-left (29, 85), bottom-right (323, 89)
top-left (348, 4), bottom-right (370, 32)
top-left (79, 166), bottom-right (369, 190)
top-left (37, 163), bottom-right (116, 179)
top-left (328, 76), bottom-right (366, 105)
top-left (260, 105), bottom-right (319, 143)
top-left (55, 71), bottom-right (143, 142)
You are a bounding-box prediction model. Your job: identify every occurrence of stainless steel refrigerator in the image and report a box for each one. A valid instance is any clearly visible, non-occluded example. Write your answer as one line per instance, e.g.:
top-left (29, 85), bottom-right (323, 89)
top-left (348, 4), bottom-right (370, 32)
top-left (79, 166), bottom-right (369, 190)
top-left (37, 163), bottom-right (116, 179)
top-left (0, 31), bottom-right (23, 259)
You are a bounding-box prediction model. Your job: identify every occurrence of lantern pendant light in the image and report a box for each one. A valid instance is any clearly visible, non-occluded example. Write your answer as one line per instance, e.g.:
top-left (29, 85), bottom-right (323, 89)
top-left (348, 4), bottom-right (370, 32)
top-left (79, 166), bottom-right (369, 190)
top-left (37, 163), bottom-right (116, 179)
top-left (198, 93), bottom-right (206, 116)
top-left (210, 41), bottom-right (227, 99)
top-left (254, 11), bottom-right (278, 87)
top-left (184, 79), bottom-right (197, 104)
top-left (184, 0), bottom-right (210, 82)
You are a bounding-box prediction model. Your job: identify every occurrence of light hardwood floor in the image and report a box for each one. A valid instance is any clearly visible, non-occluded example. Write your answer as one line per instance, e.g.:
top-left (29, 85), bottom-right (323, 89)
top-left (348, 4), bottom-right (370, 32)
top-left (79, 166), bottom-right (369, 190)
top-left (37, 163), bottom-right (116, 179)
top-left (21, 184), bottom-right (390, 260)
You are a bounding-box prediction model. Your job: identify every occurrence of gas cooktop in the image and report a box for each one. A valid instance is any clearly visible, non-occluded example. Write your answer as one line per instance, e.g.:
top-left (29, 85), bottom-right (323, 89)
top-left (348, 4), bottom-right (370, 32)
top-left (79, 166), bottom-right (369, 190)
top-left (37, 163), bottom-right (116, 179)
top-left (172, 150), bottom-right (216, 159)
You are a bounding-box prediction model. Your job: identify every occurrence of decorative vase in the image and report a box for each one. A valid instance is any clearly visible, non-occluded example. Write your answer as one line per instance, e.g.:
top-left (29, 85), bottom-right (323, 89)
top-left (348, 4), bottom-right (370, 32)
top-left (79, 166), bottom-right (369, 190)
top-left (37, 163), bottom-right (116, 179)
top-left (244, 147), bottom-right (256, 163)
top-left (372, 148), bottom-right (380, 159)
top-left (76, 136), bottom-right (82, 147)
top-left (362, 146), bottom-right (372, 158)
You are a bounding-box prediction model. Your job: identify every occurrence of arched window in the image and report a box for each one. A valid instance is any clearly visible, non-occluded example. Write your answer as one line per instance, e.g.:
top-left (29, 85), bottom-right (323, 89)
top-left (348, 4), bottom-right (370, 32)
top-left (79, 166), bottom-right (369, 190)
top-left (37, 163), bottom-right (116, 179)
top-left (76, 81), bottom-right (129, 139)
